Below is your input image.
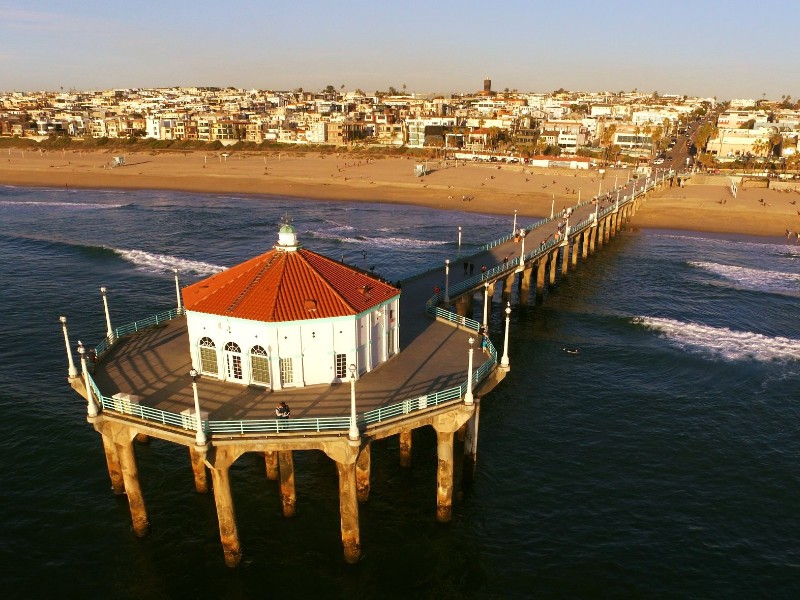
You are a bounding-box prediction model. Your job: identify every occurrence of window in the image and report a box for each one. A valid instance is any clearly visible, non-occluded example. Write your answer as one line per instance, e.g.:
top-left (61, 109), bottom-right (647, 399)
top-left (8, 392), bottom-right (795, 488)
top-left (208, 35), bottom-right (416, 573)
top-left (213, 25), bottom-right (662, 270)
top-left (250, 345), bottom-right (270, 386)
top-left (199, 337), bottom-right (218, 376)
top-left (280, 358), bottom-right (293, 385)
top-left (335, 353), bottom-right (347, 379)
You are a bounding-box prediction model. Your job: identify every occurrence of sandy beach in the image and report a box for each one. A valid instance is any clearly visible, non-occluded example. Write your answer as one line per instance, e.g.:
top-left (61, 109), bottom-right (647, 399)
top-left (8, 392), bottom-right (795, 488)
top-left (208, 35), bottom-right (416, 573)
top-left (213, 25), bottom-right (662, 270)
top-left (1, 147), bottom-right (798, 239)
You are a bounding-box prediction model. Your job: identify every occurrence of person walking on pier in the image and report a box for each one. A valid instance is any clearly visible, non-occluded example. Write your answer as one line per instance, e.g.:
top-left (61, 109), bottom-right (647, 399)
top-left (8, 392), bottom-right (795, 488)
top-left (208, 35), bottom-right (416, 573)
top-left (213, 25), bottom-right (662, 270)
top-left (276, 402), bottom-right (291, 418)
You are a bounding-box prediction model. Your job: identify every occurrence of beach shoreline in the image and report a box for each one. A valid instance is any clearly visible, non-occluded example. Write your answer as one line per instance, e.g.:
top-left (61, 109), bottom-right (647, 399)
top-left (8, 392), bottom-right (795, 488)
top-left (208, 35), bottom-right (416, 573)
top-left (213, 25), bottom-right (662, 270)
top-left (1, 148), bottom-right (798, 239)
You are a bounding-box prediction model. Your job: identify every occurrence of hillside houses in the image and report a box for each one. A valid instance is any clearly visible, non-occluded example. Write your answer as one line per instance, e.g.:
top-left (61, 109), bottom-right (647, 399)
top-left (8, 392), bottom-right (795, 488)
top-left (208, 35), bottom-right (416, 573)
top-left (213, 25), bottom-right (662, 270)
top-left (6, 86), bottom-right (786, 166)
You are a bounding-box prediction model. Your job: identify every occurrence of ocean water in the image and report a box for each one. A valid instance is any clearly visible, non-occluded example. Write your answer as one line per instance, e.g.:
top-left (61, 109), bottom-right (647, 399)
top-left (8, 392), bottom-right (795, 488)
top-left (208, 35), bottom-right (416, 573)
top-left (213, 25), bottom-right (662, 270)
top-left (1, 185), bottom-right (799, 599)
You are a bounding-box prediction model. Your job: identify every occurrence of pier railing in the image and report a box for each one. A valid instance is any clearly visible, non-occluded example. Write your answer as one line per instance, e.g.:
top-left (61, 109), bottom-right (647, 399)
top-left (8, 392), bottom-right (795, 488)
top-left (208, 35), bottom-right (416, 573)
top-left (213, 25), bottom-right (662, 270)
top-left (88, 310), bottom-right (494, 437)
top-left (94, 307), bottom-right (185, 359)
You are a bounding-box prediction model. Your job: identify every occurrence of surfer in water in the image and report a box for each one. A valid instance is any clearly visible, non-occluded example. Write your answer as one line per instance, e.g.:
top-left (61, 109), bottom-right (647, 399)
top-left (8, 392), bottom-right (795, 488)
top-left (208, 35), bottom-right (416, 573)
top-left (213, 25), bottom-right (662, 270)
top-left (562, 347), bottom-right (580, 355)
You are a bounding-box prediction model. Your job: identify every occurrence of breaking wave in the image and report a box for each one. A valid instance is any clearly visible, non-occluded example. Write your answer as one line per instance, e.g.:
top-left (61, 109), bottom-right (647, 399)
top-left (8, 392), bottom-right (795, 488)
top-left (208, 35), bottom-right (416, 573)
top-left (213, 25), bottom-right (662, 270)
top-left (632, 316), bottom-right (799, 363)
top-left (113, 248), bottom-right (226, 276)
top-left (689, 261), bottom-right (800, 296)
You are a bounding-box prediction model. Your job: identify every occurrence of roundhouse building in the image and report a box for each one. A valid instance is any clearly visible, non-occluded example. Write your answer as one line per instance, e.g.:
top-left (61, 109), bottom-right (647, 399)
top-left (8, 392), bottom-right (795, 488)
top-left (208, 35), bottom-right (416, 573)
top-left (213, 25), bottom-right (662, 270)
top-left (182, 224), bottom-right (400, 390)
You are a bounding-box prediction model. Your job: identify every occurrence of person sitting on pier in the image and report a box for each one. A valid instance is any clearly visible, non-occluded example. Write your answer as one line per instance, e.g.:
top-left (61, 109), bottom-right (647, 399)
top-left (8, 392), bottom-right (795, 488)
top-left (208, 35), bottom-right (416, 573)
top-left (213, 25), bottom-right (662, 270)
top-left (275, 402), bottom-right (291, 418)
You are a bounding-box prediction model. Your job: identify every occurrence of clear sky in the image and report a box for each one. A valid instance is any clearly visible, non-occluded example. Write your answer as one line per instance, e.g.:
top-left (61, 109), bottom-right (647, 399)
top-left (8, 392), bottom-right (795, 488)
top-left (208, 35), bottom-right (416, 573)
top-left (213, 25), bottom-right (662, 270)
top-left (1, 0), bottom-right (797, 100)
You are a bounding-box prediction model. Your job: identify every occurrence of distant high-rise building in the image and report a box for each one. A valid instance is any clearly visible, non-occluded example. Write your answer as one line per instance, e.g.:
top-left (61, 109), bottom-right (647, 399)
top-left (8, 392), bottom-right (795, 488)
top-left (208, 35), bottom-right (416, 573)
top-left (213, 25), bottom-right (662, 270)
top-left (483, 77), bottom-right (492, 94)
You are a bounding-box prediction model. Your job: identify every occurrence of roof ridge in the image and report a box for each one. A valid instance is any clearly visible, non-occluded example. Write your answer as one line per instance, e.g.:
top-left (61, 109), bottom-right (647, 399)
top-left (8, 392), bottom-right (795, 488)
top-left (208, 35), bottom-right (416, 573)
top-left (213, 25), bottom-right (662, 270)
top-left (296, 250), bottom-right (357, 314)
top-left (224, 250), bottom-right (281, 314)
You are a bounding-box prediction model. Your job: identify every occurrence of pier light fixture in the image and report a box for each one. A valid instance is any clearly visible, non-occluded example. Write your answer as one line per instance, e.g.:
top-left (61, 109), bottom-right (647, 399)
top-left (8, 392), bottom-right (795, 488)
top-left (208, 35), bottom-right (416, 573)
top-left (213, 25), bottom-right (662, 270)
top-left (516, 229), bottom-right (527, 272)
top-left (78, 340), bottom-right (98, 417)
top-left (464, 337), bottom-right (475, 405)
top-left (174, 269), bottom-right (182, 313)
top-left (550, 195), bottom-right (555, 219)
top-left (444, 259), bottom-right (450, 303)
top-left (482, 281), bottom-right (490, 330)
top-left (100, 286), bottom-right (114, 342)
top-left (189, 367), bottom-right (206, 445)
top-left (348, 364), bottom-right (359, 441)
top-left (512, 209), bottom-right (517, 236)
top-left (500, 303), bottom-right (511, 370)
top-left (60, 315), bottom-right (78, 378)
top-left (458, 226), bottom-right (462, 258)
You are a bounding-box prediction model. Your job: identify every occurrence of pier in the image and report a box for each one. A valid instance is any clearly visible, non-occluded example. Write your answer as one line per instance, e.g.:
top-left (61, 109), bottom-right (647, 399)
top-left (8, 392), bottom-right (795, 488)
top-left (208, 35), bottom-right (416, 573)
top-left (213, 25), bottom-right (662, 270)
top-left (62, 169), bottom-right (674, 566)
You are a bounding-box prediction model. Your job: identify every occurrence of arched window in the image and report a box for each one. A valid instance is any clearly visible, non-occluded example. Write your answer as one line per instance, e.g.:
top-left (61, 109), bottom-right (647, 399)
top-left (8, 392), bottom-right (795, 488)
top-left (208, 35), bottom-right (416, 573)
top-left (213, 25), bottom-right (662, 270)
top-left (224, 342), bottom-right (243, 381)
top-left (199, 337), bottom-right (218, 376)
top-left (250, 345), bottom-right (270, 386)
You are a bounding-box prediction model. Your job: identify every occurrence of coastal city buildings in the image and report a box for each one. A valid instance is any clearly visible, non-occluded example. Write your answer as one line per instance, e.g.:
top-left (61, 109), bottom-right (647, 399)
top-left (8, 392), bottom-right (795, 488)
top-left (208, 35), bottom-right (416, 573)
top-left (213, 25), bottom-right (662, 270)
top-left (1, 85), bottom-right (798, 168)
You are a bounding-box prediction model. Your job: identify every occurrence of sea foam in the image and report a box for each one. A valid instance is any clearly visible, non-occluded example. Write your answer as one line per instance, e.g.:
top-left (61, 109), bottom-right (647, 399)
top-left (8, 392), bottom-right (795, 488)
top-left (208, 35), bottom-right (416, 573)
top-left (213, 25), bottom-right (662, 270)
top-left (689, 261), bottom-right (800, 295)
top-left (114, 248), bottom-right (225, 276)
top-left (0, 200), bottom-right (125, 209)
top-left (633, 316), bottom-right (799, 363)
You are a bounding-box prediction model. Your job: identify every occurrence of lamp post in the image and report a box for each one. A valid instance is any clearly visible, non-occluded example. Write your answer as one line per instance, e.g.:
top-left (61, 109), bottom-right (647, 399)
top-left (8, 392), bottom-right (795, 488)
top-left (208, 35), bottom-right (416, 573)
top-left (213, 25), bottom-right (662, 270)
top-left (174, 269), bottom-right (182, 313)
top-left (464, 338), bottom-right (475, 405)
top-left (100, 286), bottom-right (113, 341)
top-left (444, 258), bottom-right (450, 303)
top-left (516, 228), bottom-right (527, 272)
top-left (348, 364), bottom-right (359, 441)
top-left (482, 281), bottom-right (490, 330)
top-left (77, 341), bottom-right (98, 417)
top-left (550, 194), bottom-right (555, 219)
top-left (500, 303), bottom-right (511, 370)
top-left (512, 209), bottom-right (517, 236)
top-left (189, 368), bottom-right (206, 445)
top-left (457, 226), bottom-right (462, 258)
top-left (60, 316), bottom-right (78, 378)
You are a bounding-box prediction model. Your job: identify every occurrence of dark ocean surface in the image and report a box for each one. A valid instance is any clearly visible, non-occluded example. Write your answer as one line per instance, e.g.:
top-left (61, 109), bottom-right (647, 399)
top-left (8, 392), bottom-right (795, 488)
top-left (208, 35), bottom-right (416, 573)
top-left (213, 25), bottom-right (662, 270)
top-left (1, 185), bottom-right (798, 599)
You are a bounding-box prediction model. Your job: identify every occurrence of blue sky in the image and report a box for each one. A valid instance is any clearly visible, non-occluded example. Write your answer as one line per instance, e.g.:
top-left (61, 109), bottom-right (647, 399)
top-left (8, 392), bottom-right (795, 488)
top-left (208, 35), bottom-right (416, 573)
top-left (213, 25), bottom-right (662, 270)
top-left (1, 0), bottom-right (797, 100)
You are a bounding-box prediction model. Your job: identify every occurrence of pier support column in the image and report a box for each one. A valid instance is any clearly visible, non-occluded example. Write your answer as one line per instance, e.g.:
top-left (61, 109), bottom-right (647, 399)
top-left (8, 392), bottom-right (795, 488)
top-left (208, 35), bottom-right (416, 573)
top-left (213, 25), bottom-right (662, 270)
top-left (356, 443), bottom-right (371, 503)
top-left (462, 398), bottom-right (481, 486)
top-left (114, 427), bottom-right (149, 537)
top-left (100, 431), bottom-right (125, 495)
top-left (435, 429), bottom-right (455, 522)
top-left (502, 272), bottom-right (514, 304)
top-left (571, 237), bottom-right (580, 268)
top-left (454, 293), bottom-right (472, 318)
top-left (264, 451), bottom-right (279, 480)
top-left (208, 447), bottom-right (243, 568)
top-left (278, 450), bottom-right (296, 517)
top-left (589, 226), bottom-right (597, 253)
top-left (399, 429), bottom-right (412, 467)
top-left (535, 259), bottom-right (546, 302)
top-left (582, 229), bottom-right (590, 259)
top-left (336, 460), bottom-right (361, 563)
top-left (604, 216), bottom-right (611, 242)
top-left (189, 445), bottom-right (208, 493)
top-left (548, 250), bottom-right (558, 287)
top-left (519, 266), bottom-right (533, 305)
top-left (560, 242), bottom-right (569, 275)
top-left (597, 220), bottom-right (605, 247)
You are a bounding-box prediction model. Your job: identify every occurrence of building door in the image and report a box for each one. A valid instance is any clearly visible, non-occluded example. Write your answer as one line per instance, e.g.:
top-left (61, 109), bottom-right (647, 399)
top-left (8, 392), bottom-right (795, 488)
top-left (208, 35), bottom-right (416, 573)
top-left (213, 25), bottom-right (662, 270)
top-left (224, 342), bottom-right (243, 381)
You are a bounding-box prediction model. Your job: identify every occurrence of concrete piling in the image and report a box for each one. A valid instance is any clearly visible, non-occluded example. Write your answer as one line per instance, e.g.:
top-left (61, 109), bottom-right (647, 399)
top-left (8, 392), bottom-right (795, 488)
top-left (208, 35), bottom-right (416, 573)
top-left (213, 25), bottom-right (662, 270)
top-left (278, 450), bottom-right (296, 517)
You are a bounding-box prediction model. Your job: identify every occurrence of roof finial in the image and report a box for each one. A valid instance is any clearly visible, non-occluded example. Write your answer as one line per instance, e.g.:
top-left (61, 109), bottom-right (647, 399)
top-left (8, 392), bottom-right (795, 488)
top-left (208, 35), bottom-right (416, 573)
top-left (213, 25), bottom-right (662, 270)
top-left (276, 217), bottom-right (299, 252)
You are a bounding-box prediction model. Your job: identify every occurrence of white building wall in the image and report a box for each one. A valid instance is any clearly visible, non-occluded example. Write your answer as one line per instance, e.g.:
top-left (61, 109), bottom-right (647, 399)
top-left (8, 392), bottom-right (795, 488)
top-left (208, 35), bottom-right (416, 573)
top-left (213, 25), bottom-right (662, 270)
top-left (185, 297), bottom-right (399, 390)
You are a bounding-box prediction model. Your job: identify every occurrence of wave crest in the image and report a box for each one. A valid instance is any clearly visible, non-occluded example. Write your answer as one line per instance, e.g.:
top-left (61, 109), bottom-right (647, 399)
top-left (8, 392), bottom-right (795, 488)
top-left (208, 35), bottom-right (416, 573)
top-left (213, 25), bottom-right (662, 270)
top-left (114, 249), bottom-right (225, 276)
top-left (689, 261), bottom-right (800, 296)
top-left (632, 316), bottom-right (799, 363)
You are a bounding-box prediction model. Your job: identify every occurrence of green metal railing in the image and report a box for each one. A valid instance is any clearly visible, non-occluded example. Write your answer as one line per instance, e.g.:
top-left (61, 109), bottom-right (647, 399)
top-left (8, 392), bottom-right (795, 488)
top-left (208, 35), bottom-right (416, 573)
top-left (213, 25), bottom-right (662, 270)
top-left (95, 307), bottom-right (184, 358)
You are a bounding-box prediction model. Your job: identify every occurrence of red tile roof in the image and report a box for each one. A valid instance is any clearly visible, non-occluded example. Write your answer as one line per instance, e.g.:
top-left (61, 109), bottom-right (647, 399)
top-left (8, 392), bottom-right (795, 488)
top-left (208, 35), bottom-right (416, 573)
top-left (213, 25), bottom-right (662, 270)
top-left (182, 248), bottom-right (399, 322)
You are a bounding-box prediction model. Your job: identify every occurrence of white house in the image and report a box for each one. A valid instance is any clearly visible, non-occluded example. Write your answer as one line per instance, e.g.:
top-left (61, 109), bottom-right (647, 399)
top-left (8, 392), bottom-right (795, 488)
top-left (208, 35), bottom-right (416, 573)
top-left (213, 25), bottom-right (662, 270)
top-left (181, 224), bottom-right (400, 391)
